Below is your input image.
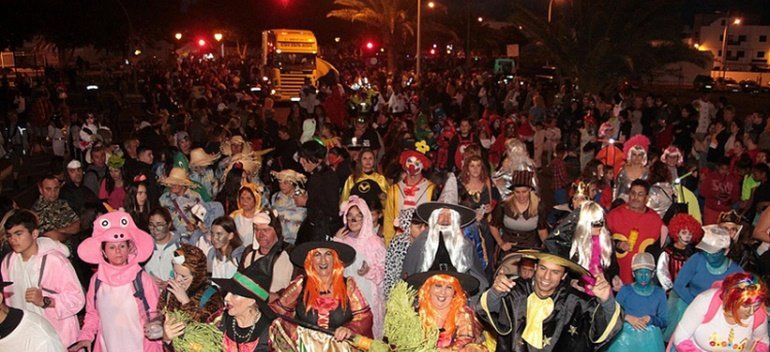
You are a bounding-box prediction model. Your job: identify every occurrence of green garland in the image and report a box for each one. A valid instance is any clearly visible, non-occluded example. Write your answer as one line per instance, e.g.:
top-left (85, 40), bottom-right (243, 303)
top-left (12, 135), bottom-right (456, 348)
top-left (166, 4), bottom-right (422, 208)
top-left (166, 310), bottom-right (224, 352)
top-left (382, 281), bottom-right (439, 352)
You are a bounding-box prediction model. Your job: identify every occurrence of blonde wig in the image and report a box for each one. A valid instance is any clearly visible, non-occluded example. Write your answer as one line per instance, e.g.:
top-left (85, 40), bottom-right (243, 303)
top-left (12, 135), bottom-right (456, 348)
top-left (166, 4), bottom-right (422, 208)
top-left (569, 201), bottom-right (613, 270)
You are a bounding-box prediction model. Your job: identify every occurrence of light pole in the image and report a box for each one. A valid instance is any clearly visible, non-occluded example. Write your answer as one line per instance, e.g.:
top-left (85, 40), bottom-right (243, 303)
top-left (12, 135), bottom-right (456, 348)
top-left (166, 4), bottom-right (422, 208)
top-left (416, 0), bottom-right (422, 81)
top-left (720, 16), bottom-right (741, 78)
top-left (548, 0), bottom-right (555, 23)
top-left (214, 33), bottom-right (224, 58)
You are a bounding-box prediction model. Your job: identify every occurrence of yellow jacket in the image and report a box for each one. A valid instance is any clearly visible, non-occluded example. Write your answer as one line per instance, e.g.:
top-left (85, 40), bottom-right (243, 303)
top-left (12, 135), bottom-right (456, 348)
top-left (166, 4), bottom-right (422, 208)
top-left (383, 179), bottom-right (435, 245)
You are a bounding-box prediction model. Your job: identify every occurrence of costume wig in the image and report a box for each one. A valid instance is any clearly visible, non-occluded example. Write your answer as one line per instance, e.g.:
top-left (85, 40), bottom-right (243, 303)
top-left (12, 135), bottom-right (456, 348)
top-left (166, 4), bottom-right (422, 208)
top-left (623, 135), bottom-right (650, 165)
top-left (303, 248), bottom-right (348, 312)
top-left (417, 274), bottom-right (468, 338)
top-left (668, 213), bottom-right (703, 244)
top-left (419, 209), bottom-right (471, 273)
top-left (570, 201), bottom-right (613, 269)
top-left (720, 272), bottom-right (769, 326)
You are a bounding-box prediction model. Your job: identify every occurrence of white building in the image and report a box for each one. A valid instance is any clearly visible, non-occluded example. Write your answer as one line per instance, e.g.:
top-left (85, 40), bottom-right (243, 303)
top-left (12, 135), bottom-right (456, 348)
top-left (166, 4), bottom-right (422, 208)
top-left (696, 17), bottom-right (770, 71)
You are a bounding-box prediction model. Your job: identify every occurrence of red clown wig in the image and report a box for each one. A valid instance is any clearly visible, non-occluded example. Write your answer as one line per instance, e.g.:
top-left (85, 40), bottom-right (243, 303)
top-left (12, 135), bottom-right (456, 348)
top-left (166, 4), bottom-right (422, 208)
top-left (720, 272), bottom-right (769, 326)
top-left (668, 213), bottom-right (704, 244)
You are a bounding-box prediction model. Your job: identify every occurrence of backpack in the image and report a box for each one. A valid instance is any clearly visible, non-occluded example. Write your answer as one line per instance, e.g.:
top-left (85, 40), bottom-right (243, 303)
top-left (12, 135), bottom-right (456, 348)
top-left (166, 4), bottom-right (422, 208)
top-left (94, 270), bottom-right (151, 316)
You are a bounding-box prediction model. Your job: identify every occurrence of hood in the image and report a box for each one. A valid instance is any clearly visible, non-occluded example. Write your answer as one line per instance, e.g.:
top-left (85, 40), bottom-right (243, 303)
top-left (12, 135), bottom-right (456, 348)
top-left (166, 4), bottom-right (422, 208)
top-left (36, 237), bottom-right (70, 257)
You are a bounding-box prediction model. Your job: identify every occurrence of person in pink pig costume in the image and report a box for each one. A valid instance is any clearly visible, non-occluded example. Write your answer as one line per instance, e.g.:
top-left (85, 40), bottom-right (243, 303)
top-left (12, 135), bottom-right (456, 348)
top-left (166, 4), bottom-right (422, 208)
top-left (69, 211), bottom-right (162, 352)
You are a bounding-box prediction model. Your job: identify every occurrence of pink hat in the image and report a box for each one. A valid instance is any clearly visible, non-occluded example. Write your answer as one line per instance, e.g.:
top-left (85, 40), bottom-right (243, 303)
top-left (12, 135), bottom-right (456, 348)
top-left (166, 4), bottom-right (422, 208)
top-left (77, 211), bottom-right (154, 265)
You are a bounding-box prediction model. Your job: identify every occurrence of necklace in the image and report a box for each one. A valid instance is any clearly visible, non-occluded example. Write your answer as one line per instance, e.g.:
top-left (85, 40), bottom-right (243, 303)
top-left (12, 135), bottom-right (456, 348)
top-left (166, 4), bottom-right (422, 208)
top-left (230, 311), bottom-right (260, 343)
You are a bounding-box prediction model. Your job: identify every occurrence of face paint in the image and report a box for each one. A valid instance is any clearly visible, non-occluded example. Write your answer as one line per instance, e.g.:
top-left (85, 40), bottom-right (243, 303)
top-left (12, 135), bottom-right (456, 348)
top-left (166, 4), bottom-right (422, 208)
top-left (678, 229), bottom-right (692, 245)
top-left (704, 250), bottom-right (727, 267)
top-left (633, 268), bottom-right (653, 286)
top-left (405, 156), bottom-right (423, 176)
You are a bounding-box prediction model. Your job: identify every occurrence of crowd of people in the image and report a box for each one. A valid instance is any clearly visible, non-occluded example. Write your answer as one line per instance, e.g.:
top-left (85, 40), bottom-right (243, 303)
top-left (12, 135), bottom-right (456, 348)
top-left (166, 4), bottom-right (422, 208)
top-left (0, 53), bottom-right (770, 352)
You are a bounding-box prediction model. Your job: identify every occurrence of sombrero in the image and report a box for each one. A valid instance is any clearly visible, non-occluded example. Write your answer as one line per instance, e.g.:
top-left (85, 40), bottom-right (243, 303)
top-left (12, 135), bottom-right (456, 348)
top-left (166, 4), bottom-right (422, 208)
top-left (159, 168), bottom-right (198, 188)
top-left (189, 148), bottom-right (220, 167)
top-left (416, 202), bottom-right (476, 228)
top-left (289, 241), bottom-right (356, 268)
top-left (517, 249), bottom-right (589, 276)
top-left (405, 270), bottom-right (480, 296)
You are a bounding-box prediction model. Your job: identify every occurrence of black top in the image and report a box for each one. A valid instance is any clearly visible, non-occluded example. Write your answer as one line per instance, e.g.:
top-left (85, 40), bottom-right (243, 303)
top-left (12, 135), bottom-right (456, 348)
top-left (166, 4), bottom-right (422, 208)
top-left (295, 280), bottom-right (353, 330)
top-left (0, 307), bottom-right (23, 339)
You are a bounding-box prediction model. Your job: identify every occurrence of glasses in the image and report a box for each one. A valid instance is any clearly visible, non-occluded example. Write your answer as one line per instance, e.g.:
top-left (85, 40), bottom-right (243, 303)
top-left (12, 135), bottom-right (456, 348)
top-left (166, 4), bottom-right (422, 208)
top-left (346, 215), bottom-right (364, 222)
top-left (591, 220), bottom-right (605, 228)
top-left (149, 223), bottom-right (168, 229)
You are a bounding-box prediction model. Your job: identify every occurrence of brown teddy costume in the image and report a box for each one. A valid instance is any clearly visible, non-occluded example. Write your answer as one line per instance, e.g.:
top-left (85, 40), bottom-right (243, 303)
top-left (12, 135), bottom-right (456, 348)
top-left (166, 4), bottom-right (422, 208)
top-left (159, 243), bottom-right (223, 322)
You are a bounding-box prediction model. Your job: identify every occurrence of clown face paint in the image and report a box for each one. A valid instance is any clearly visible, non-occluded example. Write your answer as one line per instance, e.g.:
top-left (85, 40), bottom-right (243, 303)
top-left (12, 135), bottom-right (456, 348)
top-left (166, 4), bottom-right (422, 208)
top-left (704, 250), bottom-right (727, 267)
top-left (405, 156), bottom-right (424, 176)
top-left (678, 229), bottom-right (693, 245)
top-left (633, 269), bottom-right (653, 286)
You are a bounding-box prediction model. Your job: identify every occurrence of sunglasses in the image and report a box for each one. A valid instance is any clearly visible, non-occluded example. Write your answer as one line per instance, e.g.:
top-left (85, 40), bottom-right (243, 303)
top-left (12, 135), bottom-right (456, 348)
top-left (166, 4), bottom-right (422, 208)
top-left (591, 220), bottom-right (605, 228)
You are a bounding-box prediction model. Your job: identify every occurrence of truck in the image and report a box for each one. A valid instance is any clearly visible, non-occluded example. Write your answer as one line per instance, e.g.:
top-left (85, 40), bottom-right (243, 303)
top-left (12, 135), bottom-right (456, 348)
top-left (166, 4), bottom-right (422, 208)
top-left (261, 29), bottom-right (336, 102)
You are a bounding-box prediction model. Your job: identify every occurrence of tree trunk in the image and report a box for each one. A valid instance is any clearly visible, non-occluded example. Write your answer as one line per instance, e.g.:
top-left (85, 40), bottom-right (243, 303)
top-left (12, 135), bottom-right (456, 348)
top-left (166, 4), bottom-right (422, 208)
top-left (384, 33), bottom-right (397, 74)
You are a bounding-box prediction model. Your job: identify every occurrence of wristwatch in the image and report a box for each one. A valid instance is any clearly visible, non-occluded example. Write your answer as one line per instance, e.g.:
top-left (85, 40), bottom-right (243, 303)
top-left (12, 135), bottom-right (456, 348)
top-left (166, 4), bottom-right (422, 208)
top-left (42, 297), bottom-right (52, 308)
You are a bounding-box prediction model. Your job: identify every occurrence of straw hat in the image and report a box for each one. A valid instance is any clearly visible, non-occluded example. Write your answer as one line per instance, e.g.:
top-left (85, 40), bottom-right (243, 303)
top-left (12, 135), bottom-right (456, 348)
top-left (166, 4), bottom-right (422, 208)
top-left (270, 169), bottom-right (307, 185)
top-left (189, 148), bottom-right (220, 168)
top-left (160, 167), bottom-right (198, 188)
top-left (220, 135), bottom-right (253, 156)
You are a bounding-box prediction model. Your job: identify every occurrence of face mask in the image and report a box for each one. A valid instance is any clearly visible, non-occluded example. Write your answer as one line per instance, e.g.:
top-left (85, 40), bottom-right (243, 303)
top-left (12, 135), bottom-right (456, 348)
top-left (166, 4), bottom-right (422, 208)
top-left (633, 269), bottom-right (653, 286)
top-left (405, 156), bottom-right (423, 176)
top-left (704, 250), bottom-right (726, 267)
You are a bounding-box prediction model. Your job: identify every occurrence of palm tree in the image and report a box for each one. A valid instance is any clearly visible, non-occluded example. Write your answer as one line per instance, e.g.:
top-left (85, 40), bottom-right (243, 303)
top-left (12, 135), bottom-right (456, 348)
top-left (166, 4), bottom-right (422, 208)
top-left (511, 0), bottom-right (709, 93)
top-left (327, 0), bottom-right (415, 73)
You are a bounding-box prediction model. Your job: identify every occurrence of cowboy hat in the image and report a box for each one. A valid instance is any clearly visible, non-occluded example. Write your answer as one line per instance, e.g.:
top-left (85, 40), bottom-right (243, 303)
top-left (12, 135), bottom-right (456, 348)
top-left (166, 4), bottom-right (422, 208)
top-left (77, 211), bottom-right (154, 265)
top-left (495, 248), bottom-right (540, 277)
top-left (189, 148), bottom-right (220, 168)
top-left (289, 241), bottom-right (356, 268)
top-left (416, 202), bottom-right (476, 228)
top-left (160, 168), bottom-right (198, 188)
top-left (406, 270), bottom-right (480, 296)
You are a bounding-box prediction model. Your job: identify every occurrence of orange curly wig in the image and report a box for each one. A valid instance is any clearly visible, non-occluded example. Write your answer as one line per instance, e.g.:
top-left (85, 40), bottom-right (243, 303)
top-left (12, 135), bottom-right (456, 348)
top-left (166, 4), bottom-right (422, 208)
top-left (417, 274), bottom-right (467, 338)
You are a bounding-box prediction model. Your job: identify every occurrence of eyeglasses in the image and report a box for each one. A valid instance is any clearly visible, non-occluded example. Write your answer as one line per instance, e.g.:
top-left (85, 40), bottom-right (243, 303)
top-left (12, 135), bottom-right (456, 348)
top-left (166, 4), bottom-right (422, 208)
top-left (591, 220), bottom-right (605, 228)
top-left (346, 215), bottom-right (364, 222)
top-left (149, 223), bottom-right (168, 229)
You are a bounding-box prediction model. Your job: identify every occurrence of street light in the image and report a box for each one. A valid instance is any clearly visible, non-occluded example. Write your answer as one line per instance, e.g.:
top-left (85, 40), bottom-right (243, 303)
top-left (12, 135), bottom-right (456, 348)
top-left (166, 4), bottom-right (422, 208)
top-left (720, 16), bottom-right (742, 78)
top-left (428, 1), bottom-right (435, 8)
top-left (477, 16), bottom-right (484, 22)
top-left (174, 32), bottom-right (183, 40)
top-left (214, 32), bottom-right (224, 58)
top-left (198, 39), bottom-right (206, 47)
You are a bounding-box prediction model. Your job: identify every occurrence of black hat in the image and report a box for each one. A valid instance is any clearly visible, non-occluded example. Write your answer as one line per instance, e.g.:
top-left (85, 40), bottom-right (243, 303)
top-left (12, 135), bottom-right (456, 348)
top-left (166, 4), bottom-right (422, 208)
top-left (212, 266), bottom-right (272, 302)
top-left (289, 241), bottom-right (357, 268)
top-left (416, 202), bottom-right (476, 228)
top-left (350, 179), bottom-right (384, 206)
